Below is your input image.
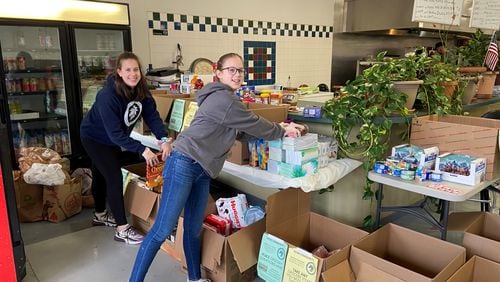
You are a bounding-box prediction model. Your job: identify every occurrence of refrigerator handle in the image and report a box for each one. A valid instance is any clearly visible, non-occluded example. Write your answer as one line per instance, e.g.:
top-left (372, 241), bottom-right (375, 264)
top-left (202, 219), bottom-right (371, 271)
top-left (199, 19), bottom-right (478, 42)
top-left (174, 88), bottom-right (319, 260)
top-left (0, 98), bottom-right (6, 124)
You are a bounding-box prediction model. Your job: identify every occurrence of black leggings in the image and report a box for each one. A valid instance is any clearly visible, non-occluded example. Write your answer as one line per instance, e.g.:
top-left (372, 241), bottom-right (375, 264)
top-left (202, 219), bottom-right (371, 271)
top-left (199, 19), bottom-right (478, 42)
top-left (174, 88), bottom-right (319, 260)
top-left (81, 136), bottom-right (140, 226)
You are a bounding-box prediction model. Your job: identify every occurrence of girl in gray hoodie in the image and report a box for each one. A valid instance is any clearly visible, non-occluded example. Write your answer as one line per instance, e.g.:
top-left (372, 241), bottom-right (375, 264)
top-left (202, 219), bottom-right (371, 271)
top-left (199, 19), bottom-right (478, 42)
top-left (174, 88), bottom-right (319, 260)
top-left (130, 53), bottom-right (300, 282)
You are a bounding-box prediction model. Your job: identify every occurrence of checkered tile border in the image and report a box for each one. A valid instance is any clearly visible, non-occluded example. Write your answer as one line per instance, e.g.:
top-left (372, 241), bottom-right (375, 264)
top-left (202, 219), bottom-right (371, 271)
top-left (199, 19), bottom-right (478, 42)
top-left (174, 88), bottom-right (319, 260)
top-left (148, 12), bottom-right (333, 38)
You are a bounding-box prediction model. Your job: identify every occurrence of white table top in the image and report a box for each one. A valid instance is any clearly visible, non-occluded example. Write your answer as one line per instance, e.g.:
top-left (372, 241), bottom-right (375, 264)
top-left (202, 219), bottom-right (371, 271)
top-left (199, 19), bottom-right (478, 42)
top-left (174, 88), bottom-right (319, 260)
top-left (130, 131), bottom-right (362, 191)
top-left (368, 171), bottom-right (493, 202)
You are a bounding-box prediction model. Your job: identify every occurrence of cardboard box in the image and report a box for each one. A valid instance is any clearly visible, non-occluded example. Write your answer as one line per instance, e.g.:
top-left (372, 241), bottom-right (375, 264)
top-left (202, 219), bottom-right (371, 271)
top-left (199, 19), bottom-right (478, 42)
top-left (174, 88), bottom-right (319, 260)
top-left (174, 199), bottom-right (264, 282)
top-left (42, 177), bottom-right (82, 223)
top-left (13, 172), bottom-right (44, 222)
top-left (226, 140), bottom-right (249, 165)
top-left (246, 102), bottom-right (289, 123)
top-left (410, 115), bottom-right (500, 180)
top-left (133, 93), bottom-right (190, 135)
top-left (435, 153), bottom-right (487, 186)
top-left (322, 259), bottom-right (404, 282)
top-left (449, 212), bottom-right (500, 263)
top-left (262, 188), bottom-right (369, 281)
top-left (350, 223), bottom-right (465, 282)
top-left (447, 256), bottom-right (500, 282)
top-left (123, 163), bottom-right (160, 233)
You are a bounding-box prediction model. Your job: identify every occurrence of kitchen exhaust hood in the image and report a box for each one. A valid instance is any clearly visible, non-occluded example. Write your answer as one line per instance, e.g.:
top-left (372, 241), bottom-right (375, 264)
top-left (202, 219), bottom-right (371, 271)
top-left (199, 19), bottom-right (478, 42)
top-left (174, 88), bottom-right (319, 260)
top-left (343, 0), bottom-right (482, 37)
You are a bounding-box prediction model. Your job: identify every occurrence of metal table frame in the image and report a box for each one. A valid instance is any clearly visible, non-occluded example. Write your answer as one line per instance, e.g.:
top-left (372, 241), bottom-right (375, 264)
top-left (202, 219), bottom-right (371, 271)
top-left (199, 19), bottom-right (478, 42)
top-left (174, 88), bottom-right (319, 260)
top-left (368, 171), bottom-right (493, 240)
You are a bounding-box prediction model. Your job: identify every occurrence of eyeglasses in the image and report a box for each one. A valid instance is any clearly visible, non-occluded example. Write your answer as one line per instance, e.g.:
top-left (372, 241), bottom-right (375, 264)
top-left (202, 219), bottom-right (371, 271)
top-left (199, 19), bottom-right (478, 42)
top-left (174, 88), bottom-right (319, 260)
top-left (220, 67), bottom-right (246, 76)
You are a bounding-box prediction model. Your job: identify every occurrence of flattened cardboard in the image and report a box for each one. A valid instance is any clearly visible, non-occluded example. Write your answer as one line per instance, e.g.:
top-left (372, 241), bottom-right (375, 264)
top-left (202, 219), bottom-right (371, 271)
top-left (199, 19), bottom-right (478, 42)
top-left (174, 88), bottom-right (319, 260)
top-left (411, 115), bottom-right (500, 180)
top-left (351, 223), bottom-right (465, 282)
top-left (447, 256), bottom-right (500, 282)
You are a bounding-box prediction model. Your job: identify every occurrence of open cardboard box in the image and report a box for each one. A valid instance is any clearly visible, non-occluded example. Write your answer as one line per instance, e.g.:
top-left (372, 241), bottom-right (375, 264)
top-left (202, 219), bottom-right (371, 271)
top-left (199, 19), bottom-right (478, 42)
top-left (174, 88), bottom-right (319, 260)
top-left (448, 212), bottom-right (500, 263)
top-left (410, 115), bottom-right (500, 180)
top-left (263, 188), bottom-right (369, 282)
top-left (123, 163), bottom-right (160, 233)
top-left (174, 194), bottom-right (267, 282)
top-left (322, 259), bottom-right (404, 282)
top-left (350, 223), bottom-right (465, 282)
top-left (447, 256), bottom-right (500, 282)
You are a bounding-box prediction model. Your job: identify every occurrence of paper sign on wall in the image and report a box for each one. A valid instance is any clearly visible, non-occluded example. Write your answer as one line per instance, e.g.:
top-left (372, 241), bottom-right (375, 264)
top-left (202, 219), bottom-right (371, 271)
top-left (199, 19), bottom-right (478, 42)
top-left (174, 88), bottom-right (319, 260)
top-left (283, 247), bottom-right (319, 282)
top-left (412, 0), bottom-right (463, 26)
top-left (181, 101), bottom-right (199, 131)
top-left (168, 99), bottom-right (185, 132)
top-left (257, 233), bottom-right (288, 282)
top-left (470, 0), bottom-right (500, 30)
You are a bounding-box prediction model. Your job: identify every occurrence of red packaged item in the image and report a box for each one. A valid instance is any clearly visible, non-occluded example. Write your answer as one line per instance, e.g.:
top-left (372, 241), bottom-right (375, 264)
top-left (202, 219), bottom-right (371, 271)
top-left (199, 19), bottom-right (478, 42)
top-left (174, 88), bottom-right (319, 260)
top-left (146, 156), bottom-right (165, 192)
top-left (204, 214), bottom-right (232, 236)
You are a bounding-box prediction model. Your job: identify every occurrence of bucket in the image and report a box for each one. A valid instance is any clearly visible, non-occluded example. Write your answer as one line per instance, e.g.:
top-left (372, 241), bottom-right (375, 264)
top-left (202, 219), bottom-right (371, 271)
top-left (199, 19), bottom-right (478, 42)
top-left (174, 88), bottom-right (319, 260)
top-left (392, 80), bottom-right (423, 109)
top-left (476, 72), bottom-right (497, 99)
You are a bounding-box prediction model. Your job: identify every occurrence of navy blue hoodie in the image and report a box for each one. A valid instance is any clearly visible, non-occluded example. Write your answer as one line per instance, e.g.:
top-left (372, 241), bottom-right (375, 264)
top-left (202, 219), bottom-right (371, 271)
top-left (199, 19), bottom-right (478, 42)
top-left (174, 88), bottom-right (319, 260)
top-left (80, 76), bottom-right (166, 153)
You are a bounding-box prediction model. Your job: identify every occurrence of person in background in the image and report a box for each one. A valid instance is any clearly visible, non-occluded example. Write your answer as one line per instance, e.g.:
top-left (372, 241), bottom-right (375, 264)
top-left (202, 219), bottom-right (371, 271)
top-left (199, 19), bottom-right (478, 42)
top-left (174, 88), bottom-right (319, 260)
top-left (80, 51), bottom-right (171, 245)
top-left (129, 53), bottom-right (301, 282)
top-left (430, 42), bottom-right (447, 57)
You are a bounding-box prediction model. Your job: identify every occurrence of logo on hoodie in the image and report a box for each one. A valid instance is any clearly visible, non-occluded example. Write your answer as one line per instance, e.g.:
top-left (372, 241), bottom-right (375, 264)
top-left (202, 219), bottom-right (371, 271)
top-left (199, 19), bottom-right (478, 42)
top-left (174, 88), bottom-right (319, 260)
top-left (124, 101), bottom-right (142, 127)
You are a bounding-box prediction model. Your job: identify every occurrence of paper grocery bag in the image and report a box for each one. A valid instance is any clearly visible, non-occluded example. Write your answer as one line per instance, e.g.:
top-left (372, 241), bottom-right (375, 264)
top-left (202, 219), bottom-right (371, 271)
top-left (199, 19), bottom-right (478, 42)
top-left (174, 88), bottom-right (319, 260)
top-left (43, 176), bottom-right (82, 223)
top-left (13, 171), bottom-right (44, 222)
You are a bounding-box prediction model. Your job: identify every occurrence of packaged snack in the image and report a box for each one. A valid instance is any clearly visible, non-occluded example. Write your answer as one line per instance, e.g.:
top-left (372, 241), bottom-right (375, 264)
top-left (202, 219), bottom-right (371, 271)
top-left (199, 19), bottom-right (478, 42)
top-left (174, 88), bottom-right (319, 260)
top-left (146, 157), bottom-right (164, 192)
top-left (216, 194), bottom-right (249, 229)
top-left (204, 214), bottom-right (232, 236)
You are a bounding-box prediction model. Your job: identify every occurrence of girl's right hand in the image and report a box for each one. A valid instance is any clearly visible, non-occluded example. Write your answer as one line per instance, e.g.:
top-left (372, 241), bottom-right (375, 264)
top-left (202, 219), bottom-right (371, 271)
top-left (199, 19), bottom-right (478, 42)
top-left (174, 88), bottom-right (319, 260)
top-left (142, 147), bottom-right (159, 166)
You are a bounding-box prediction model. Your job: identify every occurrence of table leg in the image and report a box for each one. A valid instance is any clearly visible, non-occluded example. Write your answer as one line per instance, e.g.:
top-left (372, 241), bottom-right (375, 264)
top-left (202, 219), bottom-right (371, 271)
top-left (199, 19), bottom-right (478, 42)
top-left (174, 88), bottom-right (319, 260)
top-left (480, 189), bottom-right (490, 212)
top-left (440, 200), bottom-right (450, 240)
top-left (374, 183), bottom-right (384, 231)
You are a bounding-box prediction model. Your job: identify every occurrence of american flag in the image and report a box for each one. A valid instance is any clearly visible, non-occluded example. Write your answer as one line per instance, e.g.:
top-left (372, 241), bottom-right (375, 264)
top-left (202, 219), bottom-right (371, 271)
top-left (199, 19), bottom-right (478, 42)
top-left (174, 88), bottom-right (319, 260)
top-left (484, 33), bottom-right (498, 71)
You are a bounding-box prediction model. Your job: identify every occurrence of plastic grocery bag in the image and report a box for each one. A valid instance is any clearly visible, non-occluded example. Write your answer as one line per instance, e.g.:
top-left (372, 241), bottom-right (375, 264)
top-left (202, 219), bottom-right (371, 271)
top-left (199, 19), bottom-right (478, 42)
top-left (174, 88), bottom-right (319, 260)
top-left (24, 163), bottom-right (66, 186)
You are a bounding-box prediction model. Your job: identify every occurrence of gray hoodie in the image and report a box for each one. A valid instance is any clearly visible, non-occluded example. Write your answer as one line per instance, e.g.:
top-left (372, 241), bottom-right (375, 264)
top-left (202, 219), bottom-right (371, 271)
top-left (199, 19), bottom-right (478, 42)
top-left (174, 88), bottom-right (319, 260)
top-left (171, 82), bottom-right (285, 178)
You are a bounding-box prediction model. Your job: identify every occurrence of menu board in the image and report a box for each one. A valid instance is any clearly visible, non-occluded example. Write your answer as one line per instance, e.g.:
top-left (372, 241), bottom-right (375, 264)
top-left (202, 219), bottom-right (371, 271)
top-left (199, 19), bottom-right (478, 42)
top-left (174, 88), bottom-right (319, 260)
top-left (412, 0), bottom-right (464, 25)
top-left (470, 0), bottom-right (500, 30)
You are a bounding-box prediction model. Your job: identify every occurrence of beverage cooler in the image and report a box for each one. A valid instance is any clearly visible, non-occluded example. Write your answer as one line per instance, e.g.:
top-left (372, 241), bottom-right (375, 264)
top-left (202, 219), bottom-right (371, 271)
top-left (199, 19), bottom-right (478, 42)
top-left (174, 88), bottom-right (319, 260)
top-left (0, 10), bottom-right (131, 169)
top-left (0, 1), bottom-right (130, 280)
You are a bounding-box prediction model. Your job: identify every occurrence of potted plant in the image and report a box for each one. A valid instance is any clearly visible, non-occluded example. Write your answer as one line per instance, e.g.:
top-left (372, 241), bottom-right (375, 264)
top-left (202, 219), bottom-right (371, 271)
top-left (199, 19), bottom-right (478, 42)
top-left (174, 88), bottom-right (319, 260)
top-left (366, 51), bottom-right (424, 109)
top-left (323, 53), bottom-right (412, 227)
top-left (453, 29), bottom-right (497, 99)
top-left (415, 53), bottom-right (463, 115)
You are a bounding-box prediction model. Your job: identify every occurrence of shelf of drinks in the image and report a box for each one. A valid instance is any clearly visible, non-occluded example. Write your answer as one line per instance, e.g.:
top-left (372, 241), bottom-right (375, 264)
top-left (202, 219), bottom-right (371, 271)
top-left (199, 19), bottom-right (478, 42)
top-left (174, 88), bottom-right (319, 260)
top-left (8, 90), bottom-right (57, 97)
top-left (10, 112), bottom-right (66, 123)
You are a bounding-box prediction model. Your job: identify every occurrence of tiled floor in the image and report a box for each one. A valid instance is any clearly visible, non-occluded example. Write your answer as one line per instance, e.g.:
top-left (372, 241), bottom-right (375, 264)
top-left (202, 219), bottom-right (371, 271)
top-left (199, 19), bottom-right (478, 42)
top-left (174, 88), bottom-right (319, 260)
top-left (20, 192), bottom-right (498, 282)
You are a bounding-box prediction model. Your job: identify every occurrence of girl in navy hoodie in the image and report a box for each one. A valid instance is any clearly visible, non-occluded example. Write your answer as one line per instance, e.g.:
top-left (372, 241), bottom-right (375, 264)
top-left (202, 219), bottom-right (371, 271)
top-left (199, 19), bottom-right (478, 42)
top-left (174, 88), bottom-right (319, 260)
top-left (80, 52), bottom-right (171, 245)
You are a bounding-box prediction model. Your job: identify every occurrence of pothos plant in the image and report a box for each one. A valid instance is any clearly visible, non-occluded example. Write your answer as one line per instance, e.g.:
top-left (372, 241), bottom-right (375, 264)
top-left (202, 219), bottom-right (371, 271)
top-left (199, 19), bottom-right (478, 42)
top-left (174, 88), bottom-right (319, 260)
top-left (415, 52), bottom-right (463, 115)
top-left (323, 51), bottom-right (413, 228)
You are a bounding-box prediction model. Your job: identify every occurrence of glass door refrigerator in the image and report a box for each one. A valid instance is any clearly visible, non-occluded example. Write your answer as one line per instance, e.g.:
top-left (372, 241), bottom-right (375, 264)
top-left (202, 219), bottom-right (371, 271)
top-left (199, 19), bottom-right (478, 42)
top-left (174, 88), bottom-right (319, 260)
top-left (0, 2), bottom-right (130, 280)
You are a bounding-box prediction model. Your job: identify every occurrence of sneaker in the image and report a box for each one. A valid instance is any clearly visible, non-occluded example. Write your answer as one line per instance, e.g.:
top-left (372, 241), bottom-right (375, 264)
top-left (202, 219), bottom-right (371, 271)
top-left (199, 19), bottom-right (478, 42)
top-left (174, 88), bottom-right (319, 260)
top-left (92, 210), bottom-right (117, 227)
top-left (187, 279), bottom-right (211, 282)
top-left (114, 225), bottom-right (144, 245)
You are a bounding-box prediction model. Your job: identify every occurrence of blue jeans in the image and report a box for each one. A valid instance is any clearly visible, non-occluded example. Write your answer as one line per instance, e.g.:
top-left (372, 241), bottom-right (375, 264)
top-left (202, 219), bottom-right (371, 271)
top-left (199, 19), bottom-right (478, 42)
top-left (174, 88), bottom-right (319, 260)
top-left (129, 151), bottom-right (211, 281)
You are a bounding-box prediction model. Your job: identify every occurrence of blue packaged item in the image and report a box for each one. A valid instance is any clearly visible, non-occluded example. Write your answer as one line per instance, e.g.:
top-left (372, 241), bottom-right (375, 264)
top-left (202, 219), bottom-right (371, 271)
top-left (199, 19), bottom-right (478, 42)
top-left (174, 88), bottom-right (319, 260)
top-left (303, 106), bottom-right (322, 118)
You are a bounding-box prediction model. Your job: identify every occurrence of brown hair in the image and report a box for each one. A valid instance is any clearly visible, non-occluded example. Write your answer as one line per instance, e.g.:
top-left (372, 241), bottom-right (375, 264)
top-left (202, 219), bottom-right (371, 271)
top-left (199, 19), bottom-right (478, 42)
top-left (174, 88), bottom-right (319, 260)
top-left (112, 52), bottom-right (149, 101)
top-left (215, 53), bottom-right (243, 82)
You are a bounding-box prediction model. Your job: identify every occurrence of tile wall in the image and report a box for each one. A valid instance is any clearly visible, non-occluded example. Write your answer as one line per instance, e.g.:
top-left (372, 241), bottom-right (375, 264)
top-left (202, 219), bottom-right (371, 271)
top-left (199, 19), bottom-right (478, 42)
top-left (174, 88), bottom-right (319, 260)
top-left (147, 11), bottom-right (333, 88)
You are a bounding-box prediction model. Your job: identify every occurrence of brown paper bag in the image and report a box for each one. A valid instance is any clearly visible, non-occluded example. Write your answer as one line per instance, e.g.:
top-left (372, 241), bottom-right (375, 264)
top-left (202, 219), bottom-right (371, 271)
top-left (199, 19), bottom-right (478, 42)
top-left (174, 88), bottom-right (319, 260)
top-left (13, 171), bottom-right (44, 222)
top-left (43, 176), bottom-right (82, 223)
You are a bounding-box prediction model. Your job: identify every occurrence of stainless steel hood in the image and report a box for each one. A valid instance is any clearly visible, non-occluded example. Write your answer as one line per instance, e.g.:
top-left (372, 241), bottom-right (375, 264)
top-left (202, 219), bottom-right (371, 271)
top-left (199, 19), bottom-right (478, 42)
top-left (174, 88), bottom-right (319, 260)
top-left (342, 0), bottom-right (484, 37)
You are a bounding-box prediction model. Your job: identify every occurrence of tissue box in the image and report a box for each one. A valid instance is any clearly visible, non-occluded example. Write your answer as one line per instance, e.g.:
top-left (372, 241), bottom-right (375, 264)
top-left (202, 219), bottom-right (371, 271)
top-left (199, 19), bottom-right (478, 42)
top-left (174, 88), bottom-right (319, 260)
top-left (436, 153), bottom-right (487, 186)
top-left (285, 147), bottom-right (319, 165)
top-left (278, 159), bottom-right (318, 178)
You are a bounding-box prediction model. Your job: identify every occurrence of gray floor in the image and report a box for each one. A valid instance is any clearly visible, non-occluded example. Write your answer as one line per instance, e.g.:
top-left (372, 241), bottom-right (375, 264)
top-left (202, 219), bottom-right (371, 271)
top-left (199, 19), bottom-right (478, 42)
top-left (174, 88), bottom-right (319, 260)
top-left (20, 193), bottom-right (498, 282)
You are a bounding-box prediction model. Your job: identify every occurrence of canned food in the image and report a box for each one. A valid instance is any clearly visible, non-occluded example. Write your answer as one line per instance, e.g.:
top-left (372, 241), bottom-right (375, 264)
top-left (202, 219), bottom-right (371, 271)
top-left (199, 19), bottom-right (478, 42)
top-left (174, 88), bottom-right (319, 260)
top-left (430, 171), bottom-right (443, 182)
top-left (400, 170), bottom-right (415, 180)
top-left (30, 78), bottom-right (38, 92)
top-left (22, 79), bottom-right (31, 92)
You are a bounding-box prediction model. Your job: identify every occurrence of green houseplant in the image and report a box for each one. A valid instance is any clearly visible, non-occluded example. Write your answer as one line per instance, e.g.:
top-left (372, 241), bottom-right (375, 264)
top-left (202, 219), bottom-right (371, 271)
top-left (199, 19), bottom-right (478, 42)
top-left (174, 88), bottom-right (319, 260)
top-left (323, 51), bottom-right (414, 227)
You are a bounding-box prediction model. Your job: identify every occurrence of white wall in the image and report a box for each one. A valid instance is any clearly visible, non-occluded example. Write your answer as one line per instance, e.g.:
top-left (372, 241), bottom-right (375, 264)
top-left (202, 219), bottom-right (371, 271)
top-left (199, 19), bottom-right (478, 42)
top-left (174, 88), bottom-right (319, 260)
top-left (115, 0), bottom-right (334, 88)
